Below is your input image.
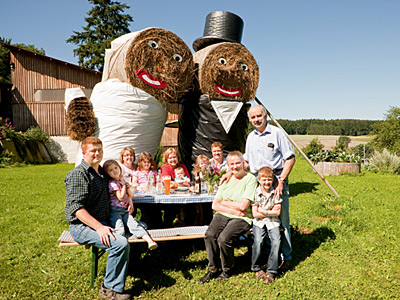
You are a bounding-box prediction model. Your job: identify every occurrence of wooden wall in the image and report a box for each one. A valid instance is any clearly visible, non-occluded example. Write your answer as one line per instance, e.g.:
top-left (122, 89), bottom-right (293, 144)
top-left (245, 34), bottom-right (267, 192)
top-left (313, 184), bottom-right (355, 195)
top-left (7, 44), bottom-right (180, 146)
top-left (8, 45), bottom-right (101, 134)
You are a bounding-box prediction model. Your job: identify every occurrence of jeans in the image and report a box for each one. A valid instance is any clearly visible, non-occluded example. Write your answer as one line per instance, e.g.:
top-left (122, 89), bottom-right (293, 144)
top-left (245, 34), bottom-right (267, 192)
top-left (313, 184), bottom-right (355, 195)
top-left (69, 223), bottom-right (130, 293)
top-left (204, 213), bottom-right (251, 273)
top-left (110, 206), bottom-right (147, 238)
top-left (251, 225), bottom-right (281, 274)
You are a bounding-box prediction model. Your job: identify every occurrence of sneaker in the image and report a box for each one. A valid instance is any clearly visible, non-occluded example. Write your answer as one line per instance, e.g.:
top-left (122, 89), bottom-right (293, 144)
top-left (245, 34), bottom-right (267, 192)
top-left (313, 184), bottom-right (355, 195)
top-left (199, 270), bottom-right (220, 284)
top-left (148, 242), bottom-right (158, 250)
top-left (216, 271), bottom-right (231, 281)
top-left (99, 284), bottom-right (131, 300)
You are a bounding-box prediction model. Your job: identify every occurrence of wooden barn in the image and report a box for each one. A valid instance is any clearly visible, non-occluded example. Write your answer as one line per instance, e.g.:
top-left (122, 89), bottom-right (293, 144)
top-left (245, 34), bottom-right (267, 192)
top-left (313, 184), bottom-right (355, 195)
top-left (2, 43), bottom-right (178, 147)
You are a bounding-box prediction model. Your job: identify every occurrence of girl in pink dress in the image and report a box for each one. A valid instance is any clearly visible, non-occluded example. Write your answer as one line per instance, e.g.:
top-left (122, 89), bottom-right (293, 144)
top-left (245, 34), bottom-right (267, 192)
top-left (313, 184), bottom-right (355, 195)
top-left (103, 159), bottom-right (157, 250)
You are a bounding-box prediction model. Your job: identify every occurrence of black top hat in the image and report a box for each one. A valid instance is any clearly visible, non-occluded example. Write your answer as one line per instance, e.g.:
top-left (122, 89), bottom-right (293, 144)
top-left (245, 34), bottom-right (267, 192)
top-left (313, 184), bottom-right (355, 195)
top-left (193, 11), bottom-right (244, 52)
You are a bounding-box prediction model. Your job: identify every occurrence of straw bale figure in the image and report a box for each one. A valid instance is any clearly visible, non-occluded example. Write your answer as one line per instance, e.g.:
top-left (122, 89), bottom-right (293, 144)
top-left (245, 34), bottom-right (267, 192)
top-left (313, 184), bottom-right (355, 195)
top-left (178, 11), bottom-right (259, 171)
top-left (66, 28), bottom-right (194, 163)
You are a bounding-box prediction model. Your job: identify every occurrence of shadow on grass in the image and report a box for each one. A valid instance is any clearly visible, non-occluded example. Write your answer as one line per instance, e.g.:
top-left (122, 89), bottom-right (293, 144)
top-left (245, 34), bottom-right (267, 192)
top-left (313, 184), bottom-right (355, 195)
top-left (233, 225), bottom-right (336, 277)
top-left (285, 225), bottom-right (336, 273)
top-left (126, 238), bottom-right (207, 296)
top-left (125, 225), bottom-right (335, 295)
top-left (290, 182), bottom-right (319, 197)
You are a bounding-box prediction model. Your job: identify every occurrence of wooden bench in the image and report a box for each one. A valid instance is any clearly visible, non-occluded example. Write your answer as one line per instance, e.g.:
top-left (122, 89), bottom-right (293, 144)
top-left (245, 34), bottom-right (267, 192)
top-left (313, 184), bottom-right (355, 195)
top-left (58, 226), bottom-right (209, 288)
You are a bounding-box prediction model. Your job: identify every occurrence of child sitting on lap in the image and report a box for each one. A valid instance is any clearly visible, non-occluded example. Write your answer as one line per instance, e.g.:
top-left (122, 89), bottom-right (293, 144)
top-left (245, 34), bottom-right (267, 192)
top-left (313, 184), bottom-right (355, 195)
top-left (103, 159), bottom-right (158, 250)
top-left (174, 166), bottom-right (191, 187)
top-left (251, 166), bottom-right (282, 283)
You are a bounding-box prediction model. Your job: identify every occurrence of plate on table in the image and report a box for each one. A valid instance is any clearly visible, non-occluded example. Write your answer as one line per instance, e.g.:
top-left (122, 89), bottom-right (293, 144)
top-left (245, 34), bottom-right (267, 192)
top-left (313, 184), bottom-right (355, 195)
top-left (176, 187), bottom-right (190, 192)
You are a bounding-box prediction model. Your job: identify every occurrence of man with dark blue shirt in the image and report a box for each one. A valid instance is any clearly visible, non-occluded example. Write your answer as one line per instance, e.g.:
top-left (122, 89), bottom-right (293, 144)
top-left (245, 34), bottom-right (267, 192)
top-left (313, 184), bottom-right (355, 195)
top-left (65, 137), bottom-right (131, 300)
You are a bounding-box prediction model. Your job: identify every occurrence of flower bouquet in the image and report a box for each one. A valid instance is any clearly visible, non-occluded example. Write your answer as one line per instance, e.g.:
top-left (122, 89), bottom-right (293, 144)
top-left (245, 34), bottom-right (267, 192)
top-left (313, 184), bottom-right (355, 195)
top-left (201, 165), bottom-right (226, 195)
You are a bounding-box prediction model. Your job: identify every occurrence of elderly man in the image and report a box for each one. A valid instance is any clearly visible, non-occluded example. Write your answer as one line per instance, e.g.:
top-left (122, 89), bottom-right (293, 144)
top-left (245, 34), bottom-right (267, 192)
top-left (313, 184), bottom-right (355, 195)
top-left (244, 105), bottom-right (295, 271)
top-left (199, 151), bottom-right (257, 284)
top-left (65, 137), bottom-right (131, 300)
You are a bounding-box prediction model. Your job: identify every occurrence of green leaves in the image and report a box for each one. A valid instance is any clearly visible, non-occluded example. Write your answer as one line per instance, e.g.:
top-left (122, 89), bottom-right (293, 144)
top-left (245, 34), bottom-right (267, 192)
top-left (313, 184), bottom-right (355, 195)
top-left (66, 0), bottom-right (133, 71)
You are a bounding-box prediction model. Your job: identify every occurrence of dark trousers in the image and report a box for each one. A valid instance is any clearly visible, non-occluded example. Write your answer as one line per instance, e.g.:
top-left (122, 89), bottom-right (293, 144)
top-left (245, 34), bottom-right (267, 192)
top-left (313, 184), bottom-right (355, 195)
top-left (204, 213), bottom-right (251, 273)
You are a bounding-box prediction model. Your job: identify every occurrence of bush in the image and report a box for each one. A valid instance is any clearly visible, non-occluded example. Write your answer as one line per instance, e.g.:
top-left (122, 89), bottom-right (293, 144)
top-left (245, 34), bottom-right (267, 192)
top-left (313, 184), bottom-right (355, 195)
top-left (351, 142), bottom-right (375, 160)
top-left (369, 149), bottom-right (400, 174)
top-left (302, 137), bottom-right (324, 157)
top-left (0, 118), bottom-right (25, 142)
top-left (24, 126), bottom-right (50, 143)
top-left (309, 150), bottom-right (361, 164)
top-left (334, 136), bottom-right (351, 152)
top-left (0, 149), bottom-right (14, 167)
top-left (372, 106), bottom-right (400, 152)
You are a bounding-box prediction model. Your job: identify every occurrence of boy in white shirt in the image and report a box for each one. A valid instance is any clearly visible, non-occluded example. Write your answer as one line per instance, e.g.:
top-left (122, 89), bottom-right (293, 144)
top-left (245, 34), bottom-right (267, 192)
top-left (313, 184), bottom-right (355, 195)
top-left (251, 166), bottom-right (282, 283)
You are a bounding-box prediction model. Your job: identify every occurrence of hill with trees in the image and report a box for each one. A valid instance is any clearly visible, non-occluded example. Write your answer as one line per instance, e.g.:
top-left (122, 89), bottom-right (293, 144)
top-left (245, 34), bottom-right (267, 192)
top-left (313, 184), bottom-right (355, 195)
top-left (275, 119), bottom-right (378, 136)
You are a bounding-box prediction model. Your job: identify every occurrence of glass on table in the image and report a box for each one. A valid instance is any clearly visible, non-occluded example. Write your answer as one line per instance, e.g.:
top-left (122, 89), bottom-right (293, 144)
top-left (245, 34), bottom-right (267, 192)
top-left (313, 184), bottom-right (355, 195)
top-left (163, 176), bottom-right (171, 195)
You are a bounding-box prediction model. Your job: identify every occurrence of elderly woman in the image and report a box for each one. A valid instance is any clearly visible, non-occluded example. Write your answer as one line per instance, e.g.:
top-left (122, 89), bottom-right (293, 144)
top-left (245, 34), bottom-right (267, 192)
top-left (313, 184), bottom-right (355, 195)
top-left (199, 151), bottom-right (257, 284)
top-left (160, 148), bottom-right (193, 227)
top-left (119, 147), bottom-right (137, 184)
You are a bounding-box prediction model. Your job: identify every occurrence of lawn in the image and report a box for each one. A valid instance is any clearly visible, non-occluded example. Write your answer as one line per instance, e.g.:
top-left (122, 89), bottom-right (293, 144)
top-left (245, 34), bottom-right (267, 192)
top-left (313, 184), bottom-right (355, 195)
top-left (0, 157), bottom-right (399, 299)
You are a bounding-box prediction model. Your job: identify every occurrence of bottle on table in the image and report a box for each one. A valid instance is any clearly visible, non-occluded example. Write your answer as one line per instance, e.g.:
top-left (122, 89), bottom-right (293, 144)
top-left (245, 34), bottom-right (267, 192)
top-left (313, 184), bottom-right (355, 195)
top-left (156, 170), bottom-right (163, 195)
top-left (194, 171), bottom-right (201, 194)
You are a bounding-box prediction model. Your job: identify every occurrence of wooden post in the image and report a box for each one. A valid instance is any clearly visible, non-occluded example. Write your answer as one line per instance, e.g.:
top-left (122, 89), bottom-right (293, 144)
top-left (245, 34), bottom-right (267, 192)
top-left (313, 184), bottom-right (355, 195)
top-left (254, 97), bottom-right (340, 198)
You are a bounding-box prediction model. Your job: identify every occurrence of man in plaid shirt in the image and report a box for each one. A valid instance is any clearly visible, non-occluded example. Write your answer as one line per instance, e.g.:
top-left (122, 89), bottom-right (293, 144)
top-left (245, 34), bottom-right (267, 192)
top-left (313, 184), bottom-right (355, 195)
top-left (65, 137), bottom-right (131, 300)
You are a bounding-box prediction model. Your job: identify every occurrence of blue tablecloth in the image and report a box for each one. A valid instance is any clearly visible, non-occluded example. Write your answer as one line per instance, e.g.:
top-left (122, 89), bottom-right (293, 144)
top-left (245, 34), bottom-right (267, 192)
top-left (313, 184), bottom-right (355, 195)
top-left (132, 193), bottom-right (214, 204)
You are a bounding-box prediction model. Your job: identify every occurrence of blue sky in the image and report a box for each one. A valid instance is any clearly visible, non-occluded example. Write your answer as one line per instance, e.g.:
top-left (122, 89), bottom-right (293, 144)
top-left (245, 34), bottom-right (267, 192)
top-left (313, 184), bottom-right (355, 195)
top-left (1, 0), bottom-right (399, 120)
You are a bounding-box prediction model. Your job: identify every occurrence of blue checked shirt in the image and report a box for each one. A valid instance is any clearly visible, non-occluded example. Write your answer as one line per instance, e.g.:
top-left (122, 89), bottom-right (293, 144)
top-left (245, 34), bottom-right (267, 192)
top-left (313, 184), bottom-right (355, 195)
top-left (64, 160), bottom-right (110, 224)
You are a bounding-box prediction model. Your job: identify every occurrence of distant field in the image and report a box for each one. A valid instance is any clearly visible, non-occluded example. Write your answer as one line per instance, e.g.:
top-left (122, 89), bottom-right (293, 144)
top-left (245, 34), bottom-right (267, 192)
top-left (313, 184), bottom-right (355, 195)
top-left (289, 135), bottom-right (373, 150)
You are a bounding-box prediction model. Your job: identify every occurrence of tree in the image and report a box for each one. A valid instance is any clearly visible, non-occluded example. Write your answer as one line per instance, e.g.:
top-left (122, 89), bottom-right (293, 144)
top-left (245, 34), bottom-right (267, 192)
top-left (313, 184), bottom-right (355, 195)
top-left (372, 106), bottom-right (400, 153)
top-left (66, 0), bottom-right (133, 71)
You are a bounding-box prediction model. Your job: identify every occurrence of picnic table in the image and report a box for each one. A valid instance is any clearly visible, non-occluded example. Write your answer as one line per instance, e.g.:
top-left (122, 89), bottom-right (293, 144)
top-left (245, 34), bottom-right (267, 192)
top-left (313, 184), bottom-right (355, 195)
top-left (58, 193), bottom-right (215, 288)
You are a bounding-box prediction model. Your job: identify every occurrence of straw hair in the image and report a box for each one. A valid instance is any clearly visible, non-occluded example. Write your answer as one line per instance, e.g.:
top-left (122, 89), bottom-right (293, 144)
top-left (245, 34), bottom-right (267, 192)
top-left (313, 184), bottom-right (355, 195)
top-left (65, 97), bottom-right (96, 141)
top-left (194, 42), bottom-right (259, 102)
top-left (124, 28), bottom-right (194, 103)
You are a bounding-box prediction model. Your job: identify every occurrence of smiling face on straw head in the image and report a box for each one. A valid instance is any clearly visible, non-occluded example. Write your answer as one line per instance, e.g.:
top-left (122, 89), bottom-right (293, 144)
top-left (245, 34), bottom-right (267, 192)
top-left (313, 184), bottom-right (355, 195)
top-left (197, 42), bottom-right (259, 102)
top-left (124, 28), bottom-right (194, 103)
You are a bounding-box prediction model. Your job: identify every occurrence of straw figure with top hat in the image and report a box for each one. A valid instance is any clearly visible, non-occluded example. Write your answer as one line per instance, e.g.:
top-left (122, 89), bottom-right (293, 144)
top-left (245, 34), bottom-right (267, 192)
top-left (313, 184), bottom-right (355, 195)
top-left (65, 27), bottom-right (194, 164)
top-left (178, 11), bottom-right (259, 172)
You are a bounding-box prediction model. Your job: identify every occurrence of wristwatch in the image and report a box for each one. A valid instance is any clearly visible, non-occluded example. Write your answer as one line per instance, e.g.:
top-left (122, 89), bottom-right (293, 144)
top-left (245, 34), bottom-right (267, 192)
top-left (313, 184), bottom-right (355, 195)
top-left (278, 176), bottom-right (286, 183)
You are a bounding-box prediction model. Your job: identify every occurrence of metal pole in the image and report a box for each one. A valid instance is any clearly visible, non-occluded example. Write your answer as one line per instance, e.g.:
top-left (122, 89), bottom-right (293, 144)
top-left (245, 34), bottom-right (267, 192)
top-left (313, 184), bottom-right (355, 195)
top-left (254, 97), bottom-right (340, 198)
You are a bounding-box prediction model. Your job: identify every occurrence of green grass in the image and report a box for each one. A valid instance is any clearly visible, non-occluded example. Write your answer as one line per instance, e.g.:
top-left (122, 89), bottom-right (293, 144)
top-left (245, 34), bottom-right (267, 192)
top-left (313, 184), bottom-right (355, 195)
top-left (0, 159), bottom-right (399, 299)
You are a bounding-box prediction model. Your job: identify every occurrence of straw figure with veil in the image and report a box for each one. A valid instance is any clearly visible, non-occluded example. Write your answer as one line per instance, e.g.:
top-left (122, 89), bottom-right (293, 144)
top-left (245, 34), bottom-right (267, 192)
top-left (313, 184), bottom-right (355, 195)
top-left (65, 27), bottom-right (194, 164)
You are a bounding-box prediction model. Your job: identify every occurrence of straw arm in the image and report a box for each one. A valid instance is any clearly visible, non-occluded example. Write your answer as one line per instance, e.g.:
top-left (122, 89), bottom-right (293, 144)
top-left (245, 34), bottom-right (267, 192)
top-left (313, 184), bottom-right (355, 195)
top-left (254, 97), bottom-right (340, 198)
